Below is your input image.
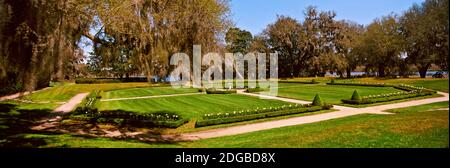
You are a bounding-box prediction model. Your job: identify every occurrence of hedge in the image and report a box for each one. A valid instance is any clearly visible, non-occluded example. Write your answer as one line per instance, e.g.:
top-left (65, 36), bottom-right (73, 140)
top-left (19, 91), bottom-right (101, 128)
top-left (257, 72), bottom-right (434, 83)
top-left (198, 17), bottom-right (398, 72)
top-left (69, 114), bottom-right (188, 128)
top-left (206, 88), bottom-right (237, 94)
top-left (246, 87), bottom-right (268, 93)
top-left (279, 80), bottom-right (320, 84)
top-left (195, 105), bottom-right (331, 127)
top-left (326, 82), bottom-right (388, 87)
top-left (341, 91), bottom-right (433, 105)
top-left (75, 77), bottom-right (150, 84)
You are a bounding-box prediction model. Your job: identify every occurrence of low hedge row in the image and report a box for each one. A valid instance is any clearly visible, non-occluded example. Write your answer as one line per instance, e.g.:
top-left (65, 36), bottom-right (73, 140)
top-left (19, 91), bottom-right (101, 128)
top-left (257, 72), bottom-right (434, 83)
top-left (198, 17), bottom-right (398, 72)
top-left (327, 82), bottom-right (388, 87)
top-left (246, 87), bottom-right (269, 93)
top-left (195, 105), bottom-right (331, 127)
top-left (206, 88), bottom-right (237, 94)
top-left (75, 77), bottom-right (150, 84)
top-left (68, 114), bottom-right (188, 128)
top-left (75, 78), bottom-right (121, 84)
top-left (279, 80), bottom-right (320, 84)
top-left (341, 91), bottom-right (433, 105)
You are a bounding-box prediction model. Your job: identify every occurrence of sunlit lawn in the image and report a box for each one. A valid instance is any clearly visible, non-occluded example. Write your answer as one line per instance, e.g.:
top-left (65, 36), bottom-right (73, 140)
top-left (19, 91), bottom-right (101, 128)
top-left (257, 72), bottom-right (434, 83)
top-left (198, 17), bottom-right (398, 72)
top-left (7, 101), bottom-right (447, 148)
top-left (101, 87), bottom-right (199, 99)
top-left (97, 94), bottom-right (292, 120)
top-left (276, 83), bottom-right (401, 104)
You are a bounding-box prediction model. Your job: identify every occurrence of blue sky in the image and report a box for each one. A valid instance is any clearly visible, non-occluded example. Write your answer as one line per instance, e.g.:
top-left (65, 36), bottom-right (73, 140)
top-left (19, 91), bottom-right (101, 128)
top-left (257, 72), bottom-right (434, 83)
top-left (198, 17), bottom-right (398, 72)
top-left (229, 0), bottom-right (425, 35)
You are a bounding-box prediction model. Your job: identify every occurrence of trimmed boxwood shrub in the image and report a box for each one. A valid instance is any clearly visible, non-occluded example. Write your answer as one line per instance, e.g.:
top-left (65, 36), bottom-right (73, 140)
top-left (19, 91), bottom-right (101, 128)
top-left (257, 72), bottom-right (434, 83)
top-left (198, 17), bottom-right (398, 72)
top-left (351, 90), bottom-right (361, 100)
top-left (312, 94), bottom-right (324, 106)
top-left (195, 105), bottom-right (329, 127)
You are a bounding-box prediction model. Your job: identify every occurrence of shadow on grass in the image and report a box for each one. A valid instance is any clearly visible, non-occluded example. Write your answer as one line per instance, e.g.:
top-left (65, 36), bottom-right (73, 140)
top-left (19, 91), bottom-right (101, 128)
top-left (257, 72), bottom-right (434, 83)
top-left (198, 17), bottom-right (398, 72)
top-left (0, 102), bottom-right (53, 147)
top-left (1, 102), bottom-right (184, 147)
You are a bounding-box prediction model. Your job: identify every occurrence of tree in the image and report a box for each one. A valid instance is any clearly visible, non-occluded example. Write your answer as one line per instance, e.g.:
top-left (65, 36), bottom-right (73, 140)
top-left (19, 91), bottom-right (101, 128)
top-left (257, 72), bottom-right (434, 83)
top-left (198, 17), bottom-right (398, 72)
top-left (225, 27), bottom-right (253, 53)
top-left (0, 0), bottom-right (92, 94)
top-left (400, 0), bottom-right (449, 78)
top-left (264, 15), bottom-right (304, 78)
top-left (358, 15), bottom-right (404, 77)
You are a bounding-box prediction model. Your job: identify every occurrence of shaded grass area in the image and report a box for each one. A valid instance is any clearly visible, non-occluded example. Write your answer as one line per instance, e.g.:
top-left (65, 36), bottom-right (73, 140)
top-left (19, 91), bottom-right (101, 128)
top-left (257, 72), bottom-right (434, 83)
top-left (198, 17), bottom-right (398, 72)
top-left (98, 94), bottom-right (291, 120)
top-left (101, 87), bottom-right (199, 99)
top-left (0, 101), bottom-right (54, 147)
top-left (276, 83), bottom-right (400, 104)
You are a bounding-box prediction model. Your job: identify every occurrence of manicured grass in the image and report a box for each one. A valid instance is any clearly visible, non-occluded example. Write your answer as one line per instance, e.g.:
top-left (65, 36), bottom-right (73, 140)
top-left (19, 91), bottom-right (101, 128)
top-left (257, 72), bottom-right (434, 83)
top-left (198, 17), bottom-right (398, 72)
top-left (97, 94), bottom-right (292, 120)
top-left (276, 83), bottom-right (401, 104)
top-left (22, 82), bottom-right (159, 102)
top-left (7, 101), bottom-right (447, 148)
top-left (339, 78), bottom-right (449, 93)
top-left (176, 101), bottom-right (449, 148)
top-left (101, 87), bottom-right (199, 99)
top-left (282, 77), bottom-right (448, 92)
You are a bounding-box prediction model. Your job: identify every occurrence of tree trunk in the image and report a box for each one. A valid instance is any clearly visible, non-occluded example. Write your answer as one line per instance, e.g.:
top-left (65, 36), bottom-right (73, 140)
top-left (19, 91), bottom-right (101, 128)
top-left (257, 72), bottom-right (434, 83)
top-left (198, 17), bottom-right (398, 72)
top-left (378, 65), bottom-right (386, 77)
top-left (418, 65), bottom-right (430, 78)
top-left (346, 67), bottom-right (351, 78)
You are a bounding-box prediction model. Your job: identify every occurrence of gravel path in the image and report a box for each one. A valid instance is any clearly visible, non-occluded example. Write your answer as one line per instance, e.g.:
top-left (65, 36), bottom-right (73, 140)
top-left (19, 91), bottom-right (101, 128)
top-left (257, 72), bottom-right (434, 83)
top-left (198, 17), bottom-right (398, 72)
top-left (53, 93), bottom-right (89, 113)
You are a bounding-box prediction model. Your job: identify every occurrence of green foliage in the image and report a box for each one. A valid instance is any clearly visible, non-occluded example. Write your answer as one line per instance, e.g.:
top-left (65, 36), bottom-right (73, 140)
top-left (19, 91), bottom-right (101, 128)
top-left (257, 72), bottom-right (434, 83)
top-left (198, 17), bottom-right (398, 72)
top-left (351, 90), bottom-right (361, 100)
top-left (312, 94), bottom-right (324, 106)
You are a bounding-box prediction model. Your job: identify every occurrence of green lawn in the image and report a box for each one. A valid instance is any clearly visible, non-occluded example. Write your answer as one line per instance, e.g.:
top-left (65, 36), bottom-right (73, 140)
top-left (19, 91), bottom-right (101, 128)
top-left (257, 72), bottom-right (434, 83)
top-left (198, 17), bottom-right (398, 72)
top-left (5, 101), bottom-right (447, 148)
top-left (339, 78), bottom-right (449, 93)
top-left (179, 101), bottom-right (448, 148)
top-left (276, 83), bottom-right (401, 104)
top-left (101, 87), bottom-right (199, 99)
top-left (23, 82), bottom-right (159, 102)
top-left (282, 77), bottom-right (449, 92)
top-left (97, 94), bottom-right (292, 120)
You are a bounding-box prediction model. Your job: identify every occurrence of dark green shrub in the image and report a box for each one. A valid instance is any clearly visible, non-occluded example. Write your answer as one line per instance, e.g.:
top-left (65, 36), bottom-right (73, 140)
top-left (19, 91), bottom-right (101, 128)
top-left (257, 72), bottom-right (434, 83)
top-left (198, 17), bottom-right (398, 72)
top-left (351, 90), bottom-right (361, 100)
top-left (312, 94), bottom-right (324, 106)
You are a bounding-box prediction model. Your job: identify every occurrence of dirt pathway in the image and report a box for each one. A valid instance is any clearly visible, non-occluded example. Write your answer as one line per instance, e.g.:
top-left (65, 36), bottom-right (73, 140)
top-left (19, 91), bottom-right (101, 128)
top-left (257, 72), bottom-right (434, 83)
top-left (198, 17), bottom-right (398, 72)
top-left (53, 93), bottom-right (90, 113)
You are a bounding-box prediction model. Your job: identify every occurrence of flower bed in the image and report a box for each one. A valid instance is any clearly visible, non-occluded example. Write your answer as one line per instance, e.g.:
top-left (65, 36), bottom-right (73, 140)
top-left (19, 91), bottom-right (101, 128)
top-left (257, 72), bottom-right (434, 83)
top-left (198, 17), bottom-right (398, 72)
top-left (195, 104), bottom-right (332, 127)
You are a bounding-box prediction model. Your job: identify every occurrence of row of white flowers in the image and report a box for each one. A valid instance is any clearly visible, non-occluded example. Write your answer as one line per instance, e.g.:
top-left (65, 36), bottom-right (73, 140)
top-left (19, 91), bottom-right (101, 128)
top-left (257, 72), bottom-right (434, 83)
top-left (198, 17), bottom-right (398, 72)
top-left (362, 84), bottom-right (427, 99)
top-left (203, 104), bottom-right (304, 119)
